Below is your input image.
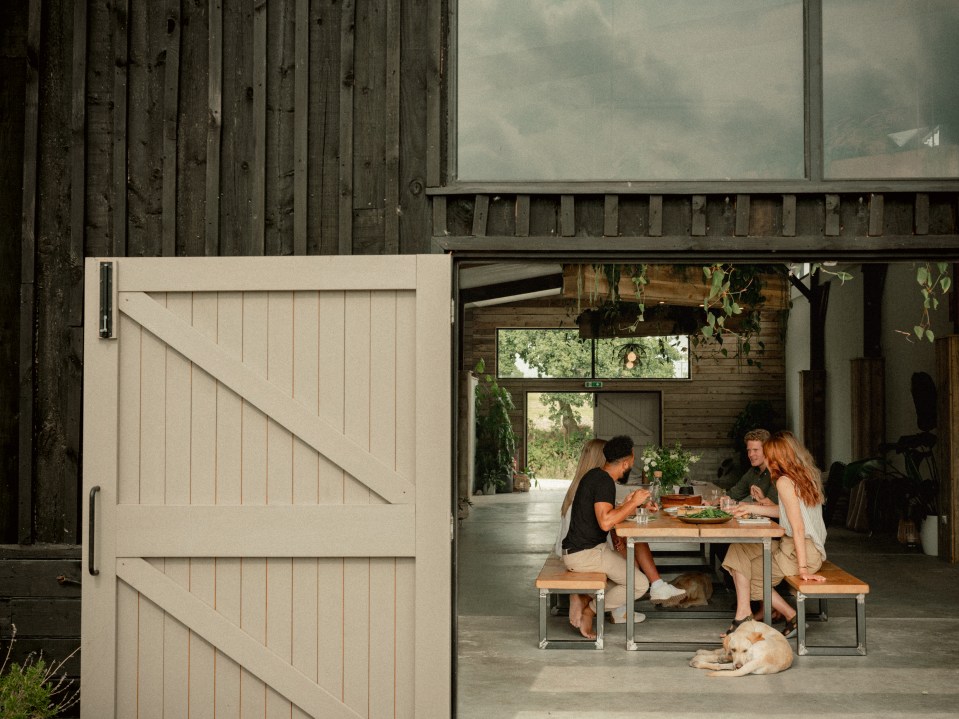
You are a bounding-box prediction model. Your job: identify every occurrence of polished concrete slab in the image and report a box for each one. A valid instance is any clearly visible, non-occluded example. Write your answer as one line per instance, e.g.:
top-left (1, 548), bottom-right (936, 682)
top-left (455, 483), bottom-right (959, 718)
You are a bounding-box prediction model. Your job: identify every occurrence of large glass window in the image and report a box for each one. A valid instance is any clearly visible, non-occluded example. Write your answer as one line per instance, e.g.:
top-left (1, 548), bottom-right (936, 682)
top-left (457, 0), bottom-right (804, 181)
top-left (823, 1), bottom-right (959, 179)
top-left (497, 329), bottom-right (689, 379)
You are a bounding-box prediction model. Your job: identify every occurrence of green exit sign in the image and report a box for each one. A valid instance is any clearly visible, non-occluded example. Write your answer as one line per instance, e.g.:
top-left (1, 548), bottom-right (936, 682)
top-left (584, 381), bottom-right (603, 388)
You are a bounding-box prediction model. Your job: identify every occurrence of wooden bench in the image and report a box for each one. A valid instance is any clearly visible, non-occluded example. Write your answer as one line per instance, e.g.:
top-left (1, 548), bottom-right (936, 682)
top-left (535, 553), bottom-right (606, 649)
top-left (785, 560), bottom-right (870, 656)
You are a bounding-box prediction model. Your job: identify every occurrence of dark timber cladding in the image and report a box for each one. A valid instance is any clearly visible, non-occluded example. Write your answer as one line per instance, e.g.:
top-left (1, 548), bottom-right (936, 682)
top-left (8, 0), bottom-right (435, 551)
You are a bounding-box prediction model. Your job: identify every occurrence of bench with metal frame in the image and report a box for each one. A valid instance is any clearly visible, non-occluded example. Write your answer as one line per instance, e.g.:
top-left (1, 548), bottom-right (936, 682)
top-left (785, 560), bottom-right (870, 656)
top-left (535, 553), bottom-right (606, 649)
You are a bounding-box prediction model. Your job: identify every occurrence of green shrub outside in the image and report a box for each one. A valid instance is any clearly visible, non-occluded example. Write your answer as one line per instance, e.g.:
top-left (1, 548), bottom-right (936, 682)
top-left (526, 426), bottom-right (593, 480)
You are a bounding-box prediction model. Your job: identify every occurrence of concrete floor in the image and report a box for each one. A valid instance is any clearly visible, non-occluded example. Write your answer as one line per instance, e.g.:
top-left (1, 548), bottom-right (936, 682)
top-left (455, 482), bottom-right (959, 718)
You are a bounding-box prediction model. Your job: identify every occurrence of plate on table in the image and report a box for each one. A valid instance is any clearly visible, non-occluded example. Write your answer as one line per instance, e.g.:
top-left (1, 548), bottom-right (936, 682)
top-left (737, 515), bottom-right (772, 524)
top-left (678, 515), bottom-right (733, 524)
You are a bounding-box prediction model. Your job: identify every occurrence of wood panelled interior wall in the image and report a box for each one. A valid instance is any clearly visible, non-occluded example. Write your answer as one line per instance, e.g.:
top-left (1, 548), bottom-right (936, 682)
top-left (7, 0), bottom-right (435, 547)
top-left (463, 297), bottom-right (787, 475)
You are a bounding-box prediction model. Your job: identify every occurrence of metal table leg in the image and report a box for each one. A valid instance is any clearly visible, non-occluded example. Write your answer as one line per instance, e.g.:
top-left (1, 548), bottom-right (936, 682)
top-left (626, 537), bottom-right (636, 650)
top-left (762, 537), bottom-right (772, 625)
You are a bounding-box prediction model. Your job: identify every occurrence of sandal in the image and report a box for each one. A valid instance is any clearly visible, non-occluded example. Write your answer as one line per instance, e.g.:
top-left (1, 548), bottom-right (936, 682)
top-left (721, 616), bottom-right (749, 638)
top-left (781, 615), bottom-right (799, 639)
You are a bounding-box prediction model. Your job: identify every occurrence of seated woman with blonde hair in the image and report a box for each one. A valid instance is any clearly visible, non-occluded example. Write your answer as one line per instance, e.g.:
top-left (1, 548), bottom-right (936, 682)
top-left (721, 430), bottom-right (828, 639)
top-left (556, 438), bottom-right (686, 638)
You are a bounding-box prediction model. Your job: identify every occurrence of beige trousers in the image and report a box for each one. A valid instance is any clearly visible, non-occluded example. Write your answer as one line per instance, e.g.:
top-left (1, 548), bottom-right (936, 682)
top-left (722, 536), bottom-right (823, 600)
top-left (562, 543), bottom-right (650, 611)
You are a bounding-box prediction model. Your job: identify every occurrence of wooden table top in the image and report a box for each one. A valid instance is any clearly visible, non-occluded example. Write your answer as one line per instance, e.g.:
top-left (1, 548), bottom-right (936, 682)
top-left (615, 514), bottom-right (785, 539)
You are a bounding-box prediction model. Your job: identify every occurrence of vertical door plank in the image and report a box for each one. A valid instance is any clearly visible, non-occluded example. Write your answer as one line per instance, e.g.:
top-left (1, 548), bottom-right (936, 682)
top-left (190, 292), bottom-right (219, 718)
top-left (394, 289), bottom-right (417, 717)
top-left (291, 291), bottom-right (320, 719)
top-left (317, 291), bottom-right (346, 700)
top-left (240, 291), bottom-right (268, 716)
top-left (82, 259), bottom-right (120, 714)
top-left (139, 285), bottom-right (168, 719)
top-left (117, 313), bottom-right (142, 505)
top-left (163, 293), bottom-right (193, 718)
top-left (215, 291), bottom-right (244, 718)
top-left (115, 582), bottom-right (139, 716)
top-left (343, 291), bottom-right (372, 714)
top-left (413, 256), bottom-right (452, 717)
top-left (369, 292), bottom-right (398, 715)
top-left (138, 593), bottom-right (165, 719)
top-left (266, 291), bottom-right (294, 718)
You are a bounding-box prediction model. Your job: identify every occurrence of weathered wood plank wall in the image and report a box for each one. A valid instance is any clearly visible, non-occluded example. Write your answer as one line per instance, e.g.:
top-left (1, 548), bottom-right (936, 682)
top-left (6, 0), bottom-right (435, 548)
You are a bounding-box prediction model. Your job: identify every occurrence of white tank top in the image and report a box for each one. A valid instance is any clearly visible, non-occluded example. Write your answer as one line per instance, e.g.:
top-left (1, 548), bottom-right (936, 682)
top-left (778, 496), bottom-right (828, 560)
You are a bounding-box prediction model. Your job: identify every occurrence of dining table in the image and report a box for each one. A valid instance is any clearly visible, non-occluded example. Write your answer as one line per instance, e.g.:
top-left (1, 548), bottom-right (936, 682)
top-left (615, 512), bottom-right (785, 651)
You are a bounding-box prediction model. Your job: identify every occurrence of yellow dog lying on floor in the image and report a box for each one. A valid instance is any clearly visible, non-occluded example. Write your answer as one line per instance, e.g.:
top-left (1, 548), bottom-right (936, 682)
top-left (689, 619), bottom-right (793, 677)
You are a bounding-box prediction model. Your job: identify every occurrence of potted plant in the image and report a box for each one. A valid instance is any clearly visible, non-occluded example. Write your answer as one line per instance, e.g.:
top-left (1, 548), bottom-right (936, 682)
top-left (474, 359), bottom-right (517, 494)
top-left (640, 442), bottom-right (701, 494)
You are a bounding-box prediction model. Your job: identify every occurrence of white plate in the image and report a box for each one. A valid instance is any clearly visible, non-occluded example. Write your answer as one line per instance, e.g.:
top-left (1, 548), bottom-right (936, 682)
top-left (737, 516), bottom-right (771, 524)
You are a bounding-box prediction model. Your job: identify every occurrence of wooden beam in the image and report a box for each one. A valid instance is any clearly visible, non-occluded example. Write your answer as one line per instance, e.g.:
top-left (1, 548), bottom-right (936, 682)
top-left (426, 0), bottom-right (441, 187)
top-left (691, 195), bottom-right (706, 236)
top-left (735, 194), bottom-right (750, 236)
top-left (112, 0), bottom-right (129, 255)
top-left (851, 357), bottom-right (885, 459)
top-left (431, 196), bottom-right (446, 240)
top-left (19, 0), bottom-right (42, 545)
top-left (868, 193), bottom-right (884, 236)
top-left (338, 0), bottom-right (355, 254)
top-left (824, 194), bottom-right (840, 236)
top-left (561, 195), bottom-right (574, 237)
top-left (782, 194), bottom-right (797, 236)
top-left (603, 194), bottom-right (618, 237)
top-left (253, 0), bottom-right (267, 254)
top-left (862, 263), bottom-right (887, 358)
top-left (515, 195), bottom-right (530, 237)
top-left (70, 0), bottom-right (86, 325)
top-left (206, 0), bottom-right (223, 256)
top-left (648, 195), bottom-right (663, 237)
top-left (471, 194), bottom-right (489, 236)
top-left (383, 0), bottom-right (400, 254)
top-left (161, 0), bottom-right (181, 257)
top-left (936, 335), bottom-right (959, 562)
top-left (915, 192), bottom-right (930, 235)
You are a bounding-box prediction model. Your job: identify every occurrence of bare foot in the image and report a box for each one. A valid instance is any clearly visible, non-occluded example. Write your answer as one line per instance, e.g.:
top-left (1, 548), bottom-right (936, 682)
top-left (578, 606), bottom-right (596, 640)
top-left (568, 593), bottom-right (586, 629)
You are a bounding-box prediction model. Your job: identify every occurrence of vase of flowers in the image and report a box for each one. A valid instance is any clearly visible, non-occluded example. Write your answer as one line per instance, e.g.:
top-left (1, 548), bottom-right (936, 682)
top-left (640, 442), bottom-right (701, 492)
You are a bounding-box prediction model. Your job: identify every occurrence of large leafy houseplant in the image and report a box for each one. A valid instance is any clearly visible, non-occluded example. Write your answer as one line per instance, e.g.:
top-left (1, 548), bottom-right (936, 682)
top-left (474, 359), bottom-right (517, 493)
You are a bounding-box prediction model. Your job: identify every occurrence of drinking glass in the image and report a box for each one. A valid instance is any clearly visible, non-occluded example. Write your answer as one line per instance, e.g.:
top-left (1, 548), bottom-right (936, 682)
top-left (635, 507), bottom-right (649, 525)
top-left (720, 495), bottom-right (736, 512)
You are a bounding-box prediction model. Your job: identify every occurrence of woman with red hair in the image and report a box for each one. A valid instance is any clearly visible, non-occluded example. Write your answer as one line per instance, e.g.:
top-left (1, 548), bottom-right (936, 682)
top-left (721, 430), bottom-right (827, 638)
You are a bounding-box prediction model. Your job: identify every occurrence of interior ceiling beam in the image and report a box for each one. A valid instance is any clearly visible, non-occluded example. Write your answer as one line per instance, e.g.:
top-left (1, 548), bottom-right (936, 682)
top-left (458, 272), bottom-right (563, 304)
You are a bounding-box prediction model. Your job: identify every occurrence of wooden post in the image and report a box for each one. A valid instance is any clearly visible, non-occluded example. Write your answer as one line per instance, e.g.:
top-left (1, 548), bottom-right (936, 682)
top-left (935, 335), bottom-right (959, 563)
top-left (850, 358), bottom-right (885, 459)
top-left (801, 370), bottom-right (827, 470)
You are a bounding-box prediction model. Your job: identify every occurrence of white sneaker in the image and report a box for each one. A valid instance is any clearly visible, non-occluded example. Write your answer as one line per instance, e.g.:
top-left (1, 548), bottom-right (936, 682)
top-left (649, 582), bottom-right (687, 606)
top-left (609, 606), bottom-right (646, 624)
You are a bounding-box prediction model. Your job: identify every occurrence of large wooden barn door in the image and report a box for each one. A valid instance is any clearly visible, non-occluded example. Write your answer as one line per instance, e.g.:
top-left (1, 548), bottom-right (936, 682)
top-left (81, 256), bottom-right (452, 718)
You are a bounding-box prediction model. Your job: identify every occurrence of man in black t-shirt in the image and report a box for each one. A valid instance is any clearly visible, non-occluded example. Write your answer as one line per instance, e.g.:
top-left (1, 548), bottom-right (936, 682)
top-left (561, 435), bottom-right (651, 639)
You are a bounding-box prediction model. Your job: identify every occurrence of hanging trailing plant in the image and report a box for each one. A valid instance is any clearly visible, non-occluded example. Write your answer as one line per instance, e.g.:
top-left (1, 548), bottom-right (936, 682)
top-left (911, 262), bottom-right (951, 343)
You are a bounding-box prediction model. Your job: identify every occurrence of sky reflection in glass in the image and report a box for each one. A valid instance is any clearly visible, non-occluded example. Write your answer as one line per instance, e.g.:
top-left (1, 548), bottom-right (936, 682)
top-left (457, 0), bottom-right (804, 181)
top-left (823, 0), bottom-right (959, 179)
